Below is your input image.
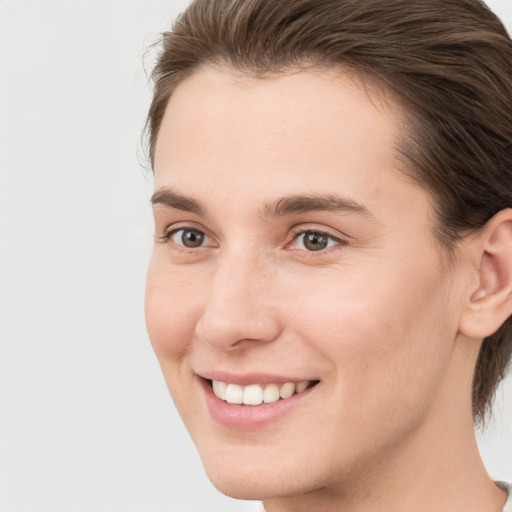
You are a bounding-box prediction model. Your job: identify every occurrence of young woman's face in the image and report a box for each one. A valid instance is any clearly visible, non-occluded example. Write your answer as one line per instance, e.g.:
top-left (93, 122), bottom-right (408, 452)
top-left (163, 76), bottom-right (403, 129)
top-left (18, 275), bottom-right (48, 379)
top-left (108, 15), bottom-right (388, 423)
top-left (146, 67), bottom-right (467, 501)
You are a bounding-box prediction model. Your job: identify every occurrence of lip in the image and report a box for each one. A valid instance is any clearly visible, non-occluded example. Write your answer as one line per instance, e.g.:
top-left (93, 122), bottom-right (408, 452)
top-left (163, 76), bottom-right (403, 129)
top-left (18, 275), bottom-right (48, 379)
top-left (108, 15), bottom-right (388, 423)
top-left (197, 371), bottom-right (315, 386)
top-left (198, 376), bottom-right (318, 430)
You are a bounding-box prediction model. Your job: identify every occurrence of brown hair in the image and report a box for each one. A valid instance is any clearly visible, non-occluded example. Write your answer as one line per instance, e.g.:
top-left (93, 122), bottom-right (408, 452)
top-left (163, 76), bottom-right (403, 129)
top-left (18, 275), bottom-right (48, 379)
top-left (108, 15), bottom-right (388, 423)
top-left (146, 0), bottom-right (512, 422)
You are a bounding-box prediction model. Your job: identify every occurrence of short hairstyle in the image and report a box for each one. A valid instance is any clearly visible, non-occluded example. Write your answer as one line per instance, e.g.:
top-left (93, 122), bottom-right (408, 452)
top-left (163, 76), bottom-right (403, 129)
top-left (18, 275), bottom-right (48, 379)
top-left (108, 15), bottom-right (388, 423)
top-left (146, 0), bottom-right (512, 423)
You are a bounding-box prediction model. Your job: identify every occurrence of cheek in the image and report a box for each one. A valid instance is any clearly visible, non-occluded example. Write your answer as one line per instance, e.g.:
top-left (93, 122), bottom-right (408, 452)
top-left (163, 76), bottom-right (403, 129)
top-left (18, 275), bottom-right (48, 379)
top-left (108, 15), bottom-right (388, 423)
top-left (145, 265), bottom-right (207, 426)
top-left (144, 260), bottom-right (201, 364)
top-left (287, 257), bottom-right (455, 411)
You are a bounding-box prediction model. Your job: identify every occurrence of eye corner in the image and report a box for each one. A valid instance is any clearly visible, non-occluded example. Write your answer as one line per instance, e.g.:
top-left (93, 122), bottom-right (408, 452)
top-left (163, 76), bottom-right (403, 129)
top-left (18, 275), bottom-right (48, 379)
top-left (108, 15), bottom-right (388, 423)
top-left (154, 233), bottom-right (169, 245)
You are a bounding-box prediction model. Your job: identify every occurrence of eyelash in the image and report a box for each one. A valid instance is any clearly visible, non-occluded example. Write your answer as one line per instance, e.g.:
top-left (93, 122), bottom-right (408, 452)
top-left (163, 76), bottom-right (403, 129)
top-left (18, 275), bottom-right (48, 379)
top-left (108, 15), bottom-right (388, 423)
top-left (286, 228), bottom-right (347, 254)
top-left (157, 226), bottom-right (347, 255)
top-left (157, 227), bottom-right (213, 250)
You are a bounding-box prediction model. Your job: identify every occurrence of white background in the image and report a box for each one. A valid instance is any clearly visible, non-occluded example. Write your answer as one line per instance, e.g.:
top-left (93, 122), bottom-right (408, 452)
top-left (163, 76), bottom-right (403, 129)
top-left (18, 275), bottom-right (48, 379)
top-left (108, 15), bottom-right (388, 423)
top-left (0, 1), bottom-right (510, 511)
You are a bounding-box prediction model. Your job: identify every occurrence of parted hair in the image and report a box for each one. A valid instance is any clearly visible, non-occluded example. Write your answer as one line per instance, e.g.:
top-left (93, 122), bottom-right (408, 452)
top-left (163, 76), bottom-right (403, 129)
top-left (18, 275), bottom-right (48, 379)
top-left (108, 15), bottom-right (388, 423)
top-left (146, 0), bottom-right (512, 422)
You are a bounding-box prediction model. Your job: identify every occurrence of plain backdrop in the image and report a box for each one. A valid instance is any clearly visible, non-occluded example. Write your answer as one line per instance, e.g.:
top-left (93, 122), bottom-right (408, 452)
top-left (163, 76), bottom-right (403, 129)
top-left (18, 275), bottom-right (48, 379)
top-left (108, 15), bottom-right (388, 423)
top-left (0, 1), bottom-right (511, 511)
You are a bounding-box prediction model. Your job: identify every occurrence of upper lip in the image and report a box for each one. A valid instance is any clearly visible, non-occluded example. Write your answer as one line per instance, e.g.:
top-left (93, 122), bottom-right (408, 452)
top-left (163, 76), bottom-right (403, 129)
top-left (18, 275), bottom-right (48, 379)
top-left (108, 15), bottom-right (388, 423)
top-left (197, 371), bottom-right (318, 386)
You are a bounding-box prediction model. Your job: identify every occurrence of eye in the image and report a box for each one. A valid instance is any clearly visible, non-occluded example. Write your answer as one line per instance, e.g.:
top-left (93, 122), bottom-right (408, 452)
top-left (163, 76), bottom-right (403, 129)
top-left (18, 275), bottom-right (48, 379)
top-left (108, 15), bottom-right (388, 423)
top-left (291, 230), bottom-right (343, 252)
top-left (168, 228), bottom-right (208, 248)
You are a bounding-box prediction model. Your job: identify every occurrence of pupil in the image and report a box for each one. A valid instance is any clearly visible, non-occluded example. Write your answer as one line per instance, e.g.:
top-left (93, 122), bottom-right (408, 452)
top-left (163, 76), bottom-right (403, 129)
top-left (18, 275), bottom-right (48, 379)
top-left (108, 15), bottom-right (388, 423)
top-left (304, 231), bottom-right (328, 251)
top-left (182, 229), bottom-right (204, 248)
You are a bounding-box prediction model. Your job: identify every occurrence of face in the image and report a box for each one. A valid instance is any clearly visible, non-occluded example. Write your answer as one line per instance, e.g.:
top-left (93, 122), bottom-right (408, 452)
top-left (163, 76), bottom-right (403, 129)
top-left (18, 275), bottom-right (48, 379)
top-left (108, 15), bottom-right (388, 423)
top-left (146, 67), bottom-right (466, 501)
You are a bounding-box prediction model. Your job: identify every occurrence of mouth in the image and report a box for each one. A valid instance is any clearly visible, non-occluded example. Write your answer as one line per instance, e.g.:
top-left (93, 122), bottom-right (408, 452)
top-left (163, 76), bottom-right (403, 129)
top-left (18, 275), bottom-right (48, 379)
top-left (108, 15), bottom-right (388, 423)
top-left (198, 375), bottom-right (321, 429)
top-left (207, 378), bottom-right (320, 406)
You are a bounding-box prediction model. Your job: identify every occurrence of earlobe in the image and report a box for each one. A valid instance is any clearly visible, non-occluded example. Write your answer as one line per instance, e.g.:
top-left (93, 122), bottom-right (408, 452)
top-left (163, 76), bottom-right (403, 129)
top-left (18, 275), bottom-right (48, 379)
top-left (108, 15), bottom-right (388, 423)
top-left (460, 209), bottom-right (512, 339)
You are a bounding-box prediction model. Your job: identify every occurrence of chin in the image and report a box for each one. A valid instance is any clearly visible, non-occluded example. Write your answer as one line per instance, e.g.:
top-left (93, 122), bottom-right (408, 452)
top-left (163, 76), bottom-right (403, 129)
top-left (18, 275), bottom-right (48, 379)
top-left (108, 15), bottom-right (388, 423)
top-left (198, 446), bottom-right (330, 502)
top-left (199, 453), bottom-right (280, 500)
top-left (209, 476), bottom-right (273, 501)
top-left (205, 467), bottom-right (306, 502)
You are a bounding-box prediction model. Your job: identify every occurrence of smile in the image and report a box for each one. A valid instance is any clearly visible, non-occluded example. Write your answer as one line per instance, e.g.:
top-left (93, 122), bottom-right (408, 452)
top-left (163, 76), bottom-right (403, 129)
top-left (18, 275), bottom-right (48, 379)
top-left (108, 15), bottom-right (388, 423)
top-left (210, 379), bottom-right (316, 405)
top-left (200, 375), bottom-right (320, 429)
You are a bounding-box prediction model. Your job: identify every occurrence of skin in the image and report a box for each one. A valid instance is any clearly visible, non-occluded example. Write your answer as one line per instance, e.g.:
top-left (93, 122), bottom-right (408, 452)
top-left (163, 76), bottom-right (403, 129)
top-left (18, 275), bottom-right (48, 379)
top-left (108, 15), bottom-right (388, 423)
top-left (145, 67), bottom-right (508, 512)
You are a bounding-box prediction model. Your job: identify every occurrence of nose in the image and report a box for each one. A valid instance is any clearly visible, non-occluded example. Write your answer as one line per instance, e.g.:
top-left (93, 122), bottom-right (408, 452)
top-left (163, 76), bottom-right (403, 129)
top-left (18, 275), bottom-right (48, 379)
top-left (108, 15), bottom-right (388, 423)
top-left (195, 251), bottom-right (282, 350)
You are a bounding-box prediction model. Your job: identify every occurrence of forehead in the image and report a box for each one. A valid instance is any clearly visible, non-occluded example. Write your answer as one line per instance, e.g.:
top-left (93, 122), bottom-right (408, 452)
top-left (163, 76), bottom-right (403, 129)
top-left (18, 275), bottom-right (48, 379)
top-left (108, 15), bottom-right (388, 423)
top-left (153, 66), bottom-right (433, 230)
top-left (154, 65), bottom-right (404, 176)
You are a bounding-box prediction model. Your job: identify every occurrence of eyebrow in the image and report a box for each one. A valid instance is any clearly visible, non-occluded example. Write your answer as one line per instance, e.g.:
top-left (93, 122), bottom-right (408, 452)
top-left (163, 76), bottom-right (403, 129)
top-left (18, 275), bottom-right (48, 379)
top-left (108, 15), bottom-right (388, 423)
top-left (151, 187), bottom-right (374, 220)
top-left (151, 187), bottom-right (206, 216)
top-left (262, 194), bottom-right (374, 219)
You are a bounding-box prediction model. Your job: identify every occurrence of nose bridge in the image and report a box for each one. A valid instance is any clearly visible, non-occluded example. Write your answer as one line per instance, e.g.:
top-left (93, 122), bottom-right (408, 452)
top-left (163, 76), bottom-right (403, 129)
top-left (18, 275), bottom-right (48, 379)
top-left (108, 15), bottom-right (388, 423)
top-left (195, 245), bottom-right (280, 349)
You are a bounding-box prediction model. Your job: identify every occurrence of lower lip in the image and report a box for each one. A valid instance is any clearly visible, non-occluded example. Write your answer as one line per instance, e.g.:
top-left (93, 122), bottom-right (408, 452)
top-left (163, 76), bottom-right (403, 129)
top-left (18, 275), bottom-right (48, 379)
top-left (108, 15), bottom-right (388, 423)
top-left (200, 378), bottom-right (316, 430)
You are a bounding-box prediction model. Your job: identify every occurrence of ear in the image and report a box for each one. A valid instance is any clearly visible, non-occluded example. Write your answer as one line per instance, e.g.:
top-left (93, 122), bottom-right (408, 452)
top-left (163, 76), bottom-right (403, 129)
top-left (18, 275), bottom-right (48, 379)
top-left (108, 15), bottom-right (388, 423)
top-left (459, 208), bottom-right (512, 339)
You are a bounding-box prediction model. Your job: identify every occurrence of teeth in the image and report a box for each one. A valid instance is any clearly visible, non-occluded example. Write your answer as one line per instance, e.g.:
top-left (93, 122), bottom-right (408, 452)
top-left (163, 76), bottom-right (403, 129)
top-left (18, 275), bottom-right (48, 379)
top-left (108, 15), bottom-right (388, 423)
top-left (212, 379), bottom-right (313, 405)
top-left (225, 384), bottom-right (244, 404)
top-left (212, 380), bottom-right (227, 400)
top-left (263, 383), bottom-right (280, 404)
top-left (296, 380), bottom-right (309, 393)
top-left (243, 385), bottom-right (263, 405)
top-left (279, 382), bottom-right (295, 399)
